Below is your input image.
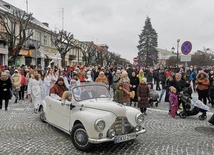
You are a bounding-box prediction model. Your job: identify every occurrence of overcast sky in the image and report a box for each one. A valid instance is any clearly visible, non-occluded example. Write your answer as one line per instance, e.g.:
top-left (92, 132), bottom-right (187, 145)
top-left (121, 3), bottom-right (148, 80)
top-left (4, 0), bottom-right (214, 62)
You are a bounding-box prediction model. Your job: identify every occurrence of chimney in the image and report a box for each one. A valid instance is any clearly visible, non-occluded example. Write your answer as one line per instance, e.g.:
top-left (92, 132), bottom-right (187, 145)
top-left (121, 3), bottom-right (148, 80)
top-left (42, 22), bottom-right (49, 27)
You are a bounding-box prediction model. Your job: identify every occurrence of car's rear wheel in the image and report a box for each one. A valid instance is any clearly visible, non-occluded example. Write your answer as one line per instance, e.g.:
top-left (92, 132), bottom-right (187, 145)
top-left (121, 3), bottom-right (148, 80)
top-left (39, 106), bottom-right (46, 123)
top-left (179, 111), bottom-right (187, 118)
top-left (71, 124), bottom-right (94, 152)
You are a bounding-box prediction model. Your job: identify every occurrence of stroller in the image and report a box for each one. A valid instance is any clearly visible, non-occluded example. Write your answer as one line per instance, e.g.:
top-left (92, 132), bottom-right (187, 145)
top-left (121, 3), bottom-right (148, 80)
top-left (149, 89), bottom-right (159, 107)
top-left (178, 92), bottom-right (209, 120)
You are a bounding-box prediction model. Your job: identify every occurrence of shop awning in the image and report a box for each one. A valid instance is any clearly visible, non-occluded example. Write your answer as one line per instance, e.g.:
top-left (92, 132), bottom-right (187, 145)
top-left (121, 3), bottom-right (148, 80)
top-left (19, 49), bottom-right (41, 58)
top-left (19, 49), bottom-right (33, 56)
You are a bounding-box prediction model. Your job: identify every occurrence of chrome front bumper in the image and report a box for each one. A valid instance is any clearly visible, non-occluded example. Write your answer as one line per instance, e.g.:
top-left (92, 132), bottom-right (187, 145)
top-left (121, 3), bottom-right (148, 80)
top-left (88, 128), bottom-right (146, 144)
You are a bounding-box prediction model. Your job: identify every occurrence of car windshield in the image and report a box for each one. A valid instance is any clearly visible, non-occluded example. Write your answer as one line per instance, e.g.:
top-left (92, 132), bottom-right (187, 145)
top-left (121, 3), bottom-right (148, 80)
top-left (72, 84), bottom-right (112, 101)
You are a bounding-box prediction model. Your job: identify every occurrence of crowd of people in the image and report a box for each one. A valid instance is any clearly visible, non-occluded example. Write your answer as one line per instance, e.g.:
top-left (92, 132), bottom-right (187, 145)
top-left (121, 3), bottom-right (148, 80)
top-left (0, 64), bottom-right (214, 122)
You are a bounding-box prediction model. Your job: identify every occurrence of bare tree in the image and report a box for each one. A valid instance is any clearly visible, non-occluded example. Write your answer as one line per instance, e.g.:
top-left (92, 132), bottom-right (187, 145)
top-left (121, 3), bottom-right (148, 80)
top-left (0, 10), bottom-right (34, 65)
top-left (51, 30), bottom-right (74, 67)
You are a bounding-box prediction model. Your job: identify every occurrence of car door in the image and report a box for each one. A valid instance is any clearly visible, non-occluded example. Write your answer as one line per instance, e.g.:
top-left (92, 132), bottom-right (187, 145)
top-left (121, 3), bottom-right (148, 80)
top-left (49, 99), bottom-right (70, 131)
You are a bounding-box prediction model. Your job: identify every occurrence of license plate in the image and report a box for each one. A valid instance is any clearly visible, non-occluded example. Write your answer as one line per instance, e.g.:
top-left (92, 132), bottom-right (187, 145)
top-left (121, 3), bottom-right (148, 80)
top-left (114, 132), bottom-right (136, 143)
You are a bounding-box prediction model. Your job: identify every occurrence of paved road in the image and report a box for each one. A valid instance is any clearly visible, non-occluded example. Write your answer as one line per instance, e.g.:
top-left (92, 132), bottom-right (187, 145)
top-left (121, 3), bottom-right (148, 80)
top-left (0, 93), bottom-right (214, 155)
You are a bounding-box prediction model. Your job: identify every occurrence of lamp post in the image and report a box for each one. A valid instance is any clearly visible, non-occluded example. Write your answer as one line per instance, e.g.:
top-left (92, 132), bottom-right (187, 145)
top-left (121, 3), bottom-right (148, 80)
top-left (177, 39), bottom-right (180, 68)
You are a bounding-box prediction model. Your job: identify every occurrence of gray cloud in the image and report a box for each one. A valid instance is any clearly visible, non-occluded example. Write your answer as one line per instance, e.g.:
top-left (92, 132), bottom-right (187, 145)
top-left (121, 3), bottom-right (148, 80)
top-left (5, 0), bottom-right (214, 61)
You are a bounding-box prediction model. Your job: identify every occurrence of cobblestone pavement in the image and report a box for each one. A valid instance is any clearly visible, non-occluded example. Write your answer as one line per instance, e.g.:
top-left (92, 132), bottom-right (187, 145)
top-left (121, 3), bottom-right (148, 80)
top-left (0, 94), bottom-right (214, 155)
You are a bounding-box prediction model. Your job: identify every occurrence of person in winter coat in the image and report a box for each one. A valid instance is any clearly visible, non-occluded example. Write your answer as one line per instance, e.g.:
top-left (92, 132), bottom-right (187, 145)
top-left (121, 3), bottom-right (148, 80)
top-left (11, 69), bottom-right (22, 103)
top-left (182, 80), bottom-right (193, 97)
top-left (121, 71), bottom-right (130, 106)
top-left (27, 71), bottom-right (43, 113)
top-left (158, 69), bottom-right (166, 103)
top-left (19, 70), bottom-right (27, 100)
top-left (189, 69), bottom-right (197, 92)
top-left (130, 71), bottom-right (139, 107)
top-left (146, 68), bottom-right (154, 89)
top-left (112, 70), bottom-right (121, 96)
top-left (137, 78), bottom-right (150, 115)
top-left (0, 72), bottom-right (12, 110)
top-left (195, 72), bottom-right (210, 105)
top-left (105, 69), bottom-right (113, 90)
top-left (169, 86), bottom-right (178, 118)
top-left (137, 69), bottom-right (145, 83)
top-left (209, 81), bottom-right (214, 107)
top-left (114, 82), bottom-right (124, 104)
top-left (95, 71), bottom-right (108, 85)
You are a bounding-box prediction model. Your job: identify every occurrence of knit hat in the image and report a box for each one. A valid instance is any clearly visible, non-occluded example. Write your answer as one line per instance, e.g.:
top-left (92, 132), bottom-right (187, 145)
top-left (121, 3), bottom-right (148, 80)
top-left (141, 78), bottom-right (147, 83)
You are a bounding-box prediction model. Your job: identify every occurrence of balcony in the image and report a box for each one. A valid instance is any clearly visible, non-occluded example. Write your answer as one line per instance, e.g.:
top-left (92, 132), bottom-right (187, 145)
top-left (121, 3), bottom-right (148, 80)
top-left (69, 54), bottom-right (76, 60)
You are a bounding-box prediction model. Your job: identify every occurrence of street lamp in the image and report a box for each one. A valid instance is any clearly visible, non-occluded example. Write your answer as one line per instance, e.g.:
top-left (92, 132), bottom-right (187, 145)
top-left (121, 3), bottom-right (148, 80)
top-left (177, 39), bottom-right (180, 68)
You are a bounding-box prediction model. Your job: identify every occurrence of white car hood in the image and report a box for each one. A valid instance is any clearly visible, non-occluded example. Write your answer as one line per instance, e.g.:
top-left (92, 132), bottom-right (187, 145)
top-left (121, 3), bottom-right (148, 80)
top-left (82, 99), bottom-right (126, 116)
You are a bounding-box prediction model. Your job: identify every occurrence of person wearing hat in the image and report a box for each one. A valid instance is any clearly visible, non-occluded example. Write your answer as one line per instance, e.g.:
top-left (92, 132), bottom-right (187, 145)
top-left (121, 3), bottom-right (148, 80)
top-left (0, 72), bottom-right (12, 110)
top-left (137, 78), bottom-right (150, 115)
top-left (11, 69), bottom-right (22, 103)
top-left (50, 77), bottom-right (68, 100)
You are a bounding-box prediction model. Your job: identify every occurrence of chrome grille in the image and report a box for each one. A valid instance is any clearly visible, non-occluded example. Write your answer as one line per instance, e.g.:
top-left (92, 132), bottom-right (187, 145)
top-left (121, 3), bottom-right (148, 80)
top-left (111, 117), bottom-right (134, 135)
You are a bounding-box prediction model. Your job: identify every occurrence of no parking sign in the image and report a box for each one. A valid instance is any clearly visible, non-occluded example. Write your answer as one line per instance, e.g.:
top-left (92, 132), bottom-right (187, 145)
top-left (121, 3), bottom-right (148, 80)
top-left (181, 41), bottom-right (192, 55)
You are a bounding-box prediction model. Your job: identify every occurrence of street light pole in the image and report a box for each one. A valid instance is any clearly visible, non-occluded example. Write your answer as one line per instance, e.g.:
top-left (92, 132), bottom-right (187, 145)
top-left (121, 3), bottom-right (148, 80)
top-left (177, 39), bottom-right (180, 68)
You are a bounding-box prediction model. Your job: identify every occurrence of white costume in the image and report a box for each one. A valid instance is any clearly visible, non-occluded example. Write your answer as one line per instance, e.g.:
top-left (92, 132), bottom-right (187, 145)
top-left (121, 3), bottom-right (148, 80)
top-left (43, 74), bottom-right (58, 98)
top-left (27, 78), bottom-right (42, 109)
top-left (60, 75), bottom-right (70, 90)
top-left (87, 70), bottom-right (93, 82)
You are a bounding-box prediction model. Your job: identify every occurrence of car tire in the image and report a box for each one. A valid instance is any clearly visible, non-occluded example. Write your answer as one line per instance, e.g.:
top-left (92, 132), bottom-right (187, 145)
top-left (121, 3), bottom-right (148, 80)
top-left (39, 106), bottom-right (46, 123)
top-left (71, 124), bottom-right (94, 152)
top-left (179, 111), bottom-right (186, 119)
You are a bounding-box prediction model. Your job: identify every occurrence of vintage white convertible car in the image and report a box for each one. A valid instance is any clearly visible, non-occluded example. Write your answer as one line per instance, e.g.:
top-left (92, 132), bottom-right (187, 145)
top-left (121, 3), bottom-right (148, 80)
top-left (39, 83), bottom-right (146, 151)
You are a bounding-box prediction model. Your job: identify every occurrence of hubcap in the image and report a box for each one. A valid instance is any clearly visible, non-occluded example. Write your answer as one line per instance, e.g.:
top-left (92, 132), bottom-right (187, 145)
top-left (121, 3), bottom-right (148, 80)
top-left (74, 128), bottom-right (88, 147)
top-left (40, 108), bottom-right (46, 121)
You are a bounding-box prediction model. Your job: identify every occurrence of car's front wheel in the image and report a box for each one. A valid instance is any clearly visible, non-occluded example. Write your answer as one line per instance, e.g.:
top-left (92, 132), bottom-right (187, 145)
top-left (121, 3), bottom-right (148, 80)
top-left (39, 106), bottom-right (46, 123)
top-left (71, 124), bottom-right (94, 152)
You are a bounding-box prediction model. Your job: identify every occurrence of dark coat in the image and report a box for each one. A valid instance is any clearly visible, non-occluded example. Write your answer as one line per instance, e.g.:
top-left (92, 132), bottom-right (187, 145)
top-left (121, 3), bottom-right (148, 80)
top-left (210, 84), bottom-right (214, 98)
top-left (114, 83), bottom-right (124, 104)
top-left (130, 75), bottom-right (139, 102)
top-left (0, 78), bottom-right (12, 100)
top-left (137, 83), bottom-right (150, 108)
top-left (146, 72), bottom-right (153, 83)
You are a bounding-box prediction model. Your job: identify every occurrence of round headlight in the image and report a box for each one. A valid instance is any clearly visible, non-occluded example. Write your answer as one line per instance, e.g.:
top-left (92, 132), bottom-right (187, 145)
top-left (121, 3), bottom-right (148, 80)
top-left (94, 119), bottom-right (106, 132)
top-left (135, 113), bottom-right (144, 124)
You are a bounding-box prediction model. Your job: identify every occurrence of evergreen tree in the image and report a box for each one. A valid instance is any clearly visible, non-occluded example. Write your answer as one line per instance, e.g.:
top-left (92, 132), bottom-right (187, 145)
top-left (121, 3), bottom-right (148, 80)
top-left (137, 16), bottom-right (158, 67)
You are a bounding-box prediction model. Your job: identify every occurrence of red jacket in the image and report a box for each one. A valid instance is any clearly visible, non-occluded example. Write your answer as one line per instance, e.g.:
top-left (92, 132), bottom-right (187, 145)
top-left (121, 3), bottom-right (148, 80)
top-left (21, 75), bottom-right (27, 86)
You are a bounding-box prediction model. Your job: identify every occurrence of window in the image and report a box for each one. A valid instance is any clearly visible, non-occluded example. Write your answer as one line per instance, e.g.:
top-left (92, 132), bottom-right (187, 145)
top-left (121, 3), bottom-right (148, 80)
top-left (0, 19), bottom-right (5, 32)
top-left (44, 35), bottom-right (48, 46)
top-left (25, 57), bottom-right (32, 66)
top-left (35, 31), bottom-right (41, 42)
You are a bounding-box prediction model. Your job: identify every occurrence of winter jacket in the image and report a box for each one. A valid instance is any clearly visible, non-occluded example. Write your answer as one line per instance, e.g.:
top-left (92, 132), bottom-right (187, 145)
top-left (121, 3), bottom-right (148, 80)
top-left (11, 73), bottom-right (22, 88)
top-left (114, 82), bottom-right (124, 104)
top-left (0, 77), bottom-right (12, 100)
top-left (169, 91), bottom-right (178, 106)
top-left (195, 72), bottom-right (210, 90)
top-left (137, 83), bottom-right (150, 108)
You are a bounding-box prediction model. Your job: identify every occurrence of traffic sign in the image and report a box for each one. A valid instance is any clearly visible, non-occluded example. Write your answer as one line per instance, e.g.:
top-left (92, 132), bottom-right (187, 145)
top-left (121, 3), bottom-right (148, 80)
top-left (151, 54), bottom-right (157, 60)
top-left (133, 57), bottom-right (138, 62)
top-left (180, 55), bottom-right (191, 62)
top-left (181, 41), bottom-right (192, 55)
